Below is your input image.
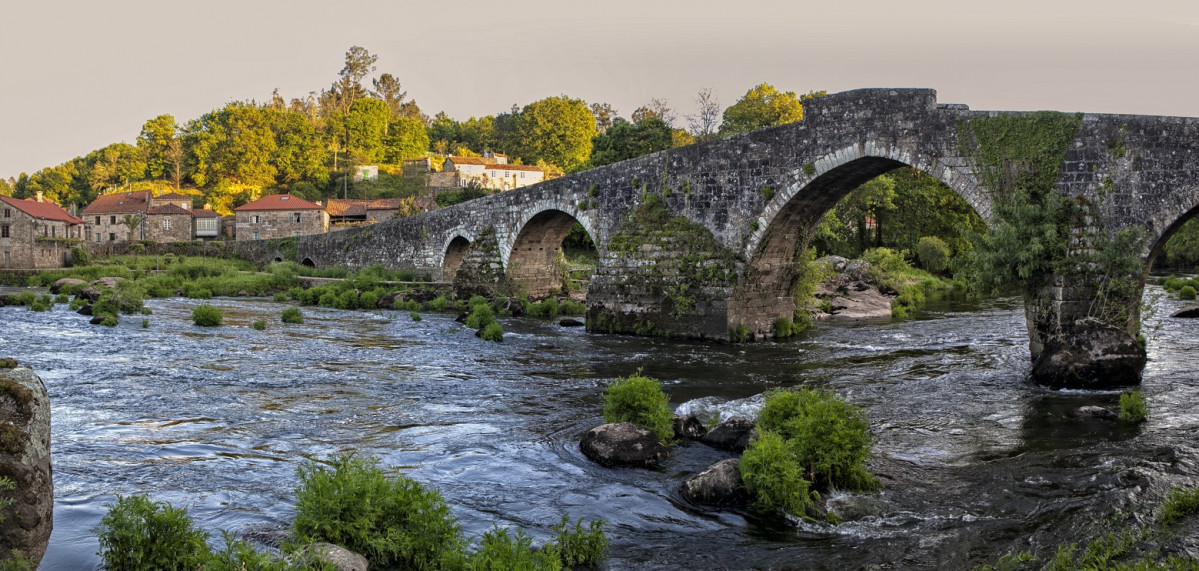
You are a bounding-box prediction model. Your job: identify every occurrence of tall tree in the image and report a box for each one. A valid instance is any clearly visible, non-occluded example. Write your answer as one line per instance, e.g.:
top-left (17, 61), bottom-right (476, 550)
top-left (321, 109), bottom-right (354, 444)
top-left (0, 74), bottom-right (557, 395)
top-left (269, 108), bottom-right (330, 187)
top-left (332, 46), bottom-right (377, 115)
top-left (384, 117), bottom-right (430, 163)
top-left (509, 96), bottom-right (596, 172)
top-left (687, 88), bottom-right (722, 142)
top-left (184, 102), bottom-right (278, 191)
top-left (371, 73), bottom-right (407, 119)
top-left (590, 102), bottom-right (617, 133)
top-left (137, 114), bottom-right (179, 180)
top-left (0, 178), bottom-right (12, 197)
top-left (342, 98), bottom-right (391, 163)
top-left (719, 83), bottom-right (826, 137)
top-left (631, 98), bottom-right (674, 126)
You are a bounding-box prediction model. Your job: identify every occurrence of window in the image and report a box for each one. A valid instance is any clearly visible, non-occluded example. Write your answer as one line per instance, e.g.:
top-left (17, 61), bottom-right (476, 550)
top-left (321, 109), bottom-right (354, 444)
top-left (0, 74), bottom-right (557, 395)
top-left (51, 226), bottom-right (55, 238)
top-left (3, 208), bottom-right (9, 218)
top-left (252, 215), bottom-right (261, 224)
top-left (95, 216), bottom-right (100, 225)
top-left (293, 212), bottom-right (302, 223)
top-left (109, 232), bottom-right (115, 242)
top-left (96, 234), bottom-right (101, 243)
top-left (253, 232), bottom-right (261, 240)
top-left (110, 216), bottom-right (116, 225)
top-left (163, 218), bottom-right (171, 230)
top-left (1, 225), bottom-right (8, 238)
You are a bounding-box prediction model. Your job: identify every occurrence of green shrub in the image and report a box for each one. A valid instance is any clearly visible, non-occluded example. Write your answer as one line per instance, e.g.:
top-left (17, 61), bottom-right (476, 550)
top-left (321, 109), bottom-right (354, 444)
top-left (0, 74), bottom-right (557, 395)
top-left (773, 317), bottom-right (798, 339)
top-left (96, 495), bottom-right (209, 570)
top-left (100, 316), bottom-right (118, 327)
top-left (914, 236), bottom-right (951, 273)
top-left (550, 515), bottom-right (608, 567)
top-left (757, 388), bottom-right (878, 491)
top-left (192, 304), bottom-right (222, 327)
top-left (54, 293), bottom-right (68, 304)
top-left (292, 454), bottom-right (463, 569)
top-left (70, 246), bottom-right (89, 267)
top-left (481, 321), bottom-right (503, 342)
top-left (528, 298), bottom-right (560, 318)
top-left (273, 293), bottom-right (288, 302)
top-left (1119, 390), bottom-right (1147, 424)
top-left (252, 320), bottom-right (266, 331)
top-left (740, 429), bottom-right (815, 517)
top-left (69, 297), bottom-right (86, 311)
top-left (359, 291), bottom-right (380, 310)
top-left (410, 311), bottom-right (422, 322)
top-left (141, 319), bottom-right (149, 329)
top-left (281, 307), bottom-right (304, 324)
top-left (602, 371), bottom-right (673, 443)
top-left (466, 305), bottom-right (496, 330)
top-left (451, 527), bottom-right (561, 570)
top-left (318, 292), bottom-right (338, 308)
top-left (1180, 285), bottom-right (1196, 300)
top-left (426, 295), bottom-right (449, 312)
top-left (558, 300), bottom-right (585, 315)
top-left (1158, 486), bottom-right (1199, 526)
top-left (335, 290), bottom-right (359, 310)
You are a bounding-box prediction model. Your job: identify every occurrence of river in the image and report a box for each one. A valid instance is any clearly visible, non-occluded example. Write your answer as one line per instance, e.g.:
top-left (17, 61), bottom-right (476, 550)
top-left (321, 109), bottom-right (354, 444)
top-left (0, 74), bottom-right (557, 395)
top-left (3, 286), bottom-right (1198, 569)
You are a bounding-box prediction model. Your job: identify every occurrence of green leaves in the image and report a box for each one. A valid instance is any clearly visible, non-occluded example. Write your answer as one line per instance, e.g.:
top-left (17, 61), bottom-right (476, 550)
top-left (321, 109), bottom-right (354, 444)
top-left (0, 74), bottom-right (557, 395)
top-left (602, 371), bottom-right (674, 443)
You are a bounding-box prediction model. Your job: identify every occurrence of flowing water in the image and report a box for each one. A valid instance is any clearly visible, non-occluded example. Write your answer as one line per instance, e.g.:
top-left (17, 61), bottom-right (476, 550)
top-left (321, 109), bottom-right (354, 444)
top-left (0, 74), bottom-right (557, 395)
top-left (3, 286), bottom-right (1199, 569)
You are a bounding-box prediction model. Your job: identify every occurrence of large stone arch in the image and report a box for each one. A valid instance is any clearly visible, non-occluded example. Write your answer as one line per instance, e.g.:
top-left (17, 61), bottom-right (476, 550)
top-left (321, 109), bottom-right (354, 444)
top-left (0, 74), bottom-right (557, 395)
top-left (1142, 183), bottom-right (1199, 266)
top-left (504, 208), bottom-right (598, 298)
top-left (438, 228), bottom-right (476, 282)
top-left (731, 144), bottom-right (986, 338)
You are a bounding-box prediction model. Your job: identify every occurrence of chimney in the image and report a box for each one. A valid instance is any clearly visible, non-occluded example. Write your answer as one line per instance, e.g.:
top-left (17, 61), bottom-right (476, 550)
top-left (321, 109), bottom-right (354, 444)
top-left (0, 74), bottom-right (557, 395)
top-left (35, 191), bottom-right (43, 203)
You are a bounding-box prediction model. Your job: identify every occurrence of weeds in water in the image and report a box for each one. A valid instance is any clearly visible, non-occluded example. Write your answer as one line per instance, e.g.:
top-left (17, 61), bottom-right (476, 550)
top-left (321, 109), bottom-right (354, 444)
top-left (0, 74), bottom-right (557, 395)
top-left (481, 321), bottom-right (504, 342)
top-left (757, 387), bottom-right (878, 491)
top-left (410, 311), bottom-right (422, 322)
top-left (96, 495), bottom-right (209, 570)
top-left (251, 320), bottom-right (266, 331)
top-left (1119, 390), bottom-right (1147, 424)
top-left (281, 307), bottom-right (303, 324)
top-left (1158, 486), bottom-right (1199, 526)
top-left (602, 370), bottom-right (673, 443)
top-left (740, 429), bottom-right (816, 517)
top-left (550, 514), bottom-right (608, 567)
top-left (192, 304), bottom-right (222, 327)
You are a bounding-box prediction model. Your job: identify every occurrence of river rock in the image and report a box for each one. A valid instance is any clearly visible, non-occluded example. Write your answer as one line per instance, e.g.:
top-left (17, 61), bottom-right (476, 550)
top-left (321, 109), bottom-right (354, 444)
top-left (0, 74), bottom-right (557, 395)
top-left (559, 318), bottom-right (585, 327)
top-left (76, 304), bottom-right (93, 316)
top-left (1031, 317), bottom-right (1147, 389)
top-left (0, 365), bottom-right (53, 565)
top-left (1171, 305), bottom-right (1199, 318)
top-left (817, 255), bottom-right (849, 273)
top-left (290, 543), bottom-right (368, 571)
top-left (672, 414), bottom-right (706, 441)
top-left (89, 316), bottom-right (107, 325)
top-left (680, 459), bottom-right (749, 507)
top-left (825, 281), bottom-right (893, 320)
top-left (579, 423), bottom-right (669, 468)
top-left (90, 277), bottom-right (125, 290)
top-left (843, 260), bottom-right (872, 281)
top-left (77, 286), bottom-right (104, 302)
top-left (701, 416), bottom-right (756, 452)
top-left (1077, 406), bottom-right (1118, 420)
top-left (48, 278), bottom-right (86, 294)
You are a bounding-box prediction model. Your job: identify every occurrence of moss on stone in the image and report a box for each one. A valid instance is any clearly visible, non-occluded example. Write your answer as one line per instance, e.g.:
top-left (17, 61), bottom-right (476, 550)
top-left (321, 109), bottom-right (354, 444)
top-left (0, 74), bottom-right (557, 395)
top-left (0, 422), bottom-right (25, 455)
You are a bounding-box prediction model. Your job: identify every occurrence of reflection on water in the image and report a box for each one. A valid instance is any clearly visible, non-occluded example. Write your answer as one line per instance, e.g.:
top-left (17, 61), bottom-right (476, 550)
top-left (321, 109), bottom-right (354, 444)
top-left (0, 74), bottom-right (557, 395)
top-left (1, 287), bottom-right (1197, 569)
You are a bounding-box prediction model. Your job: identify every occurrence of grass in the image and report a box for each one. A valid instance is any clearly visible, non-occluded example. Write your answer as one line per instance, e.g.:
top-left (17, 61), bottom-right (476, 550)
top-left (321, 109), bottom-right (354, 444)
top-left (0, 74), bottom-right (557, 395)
top-left (602, 370), bottom-right (673, 443)
top-left (192, 304), bottom-right (222, 327)
top-left (1119, 390), bottom-right (1147, 424)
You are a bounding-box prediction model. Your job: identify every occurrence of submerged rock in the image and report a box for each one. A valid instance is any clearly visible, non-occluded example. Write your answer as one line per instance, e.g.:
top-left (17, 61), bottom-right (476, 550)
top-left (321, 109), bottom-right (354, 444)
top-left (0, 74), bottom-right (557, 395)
top-left (559, 318), bottom-right (585, 327)
top-left (672, 414), bottom-right (706, 441)
top-left (1031, 317), bottom-right (1146, 389)
top-left (579, 423), bottom-right (669, 468)
top-left (824, 281), bottom-right (893, 320)
top-left (76, 304), bottom-right (93, 316)
top-left (1077, 406), bottom-right (1118, 421)
top-left (0, 366), bottom-right (53, 565)
top-left (680, 459), bottom-right (749, 507)
top-left (701, 416), bottom-right (756, 452)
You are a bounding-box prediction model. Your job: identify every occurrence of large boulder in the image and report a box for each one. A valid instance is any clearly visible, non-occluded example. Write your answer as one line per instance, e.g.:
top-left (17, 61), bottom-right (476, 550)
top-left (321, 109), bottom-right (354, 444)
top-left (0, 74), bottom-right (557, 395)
top-left (77, 286), bottom-right (104, 303)
top-left (0, 365), bottom-right (53, 565)
top-left (579, 423), bottom-right (669, 468)
top-left (90, 277), bottom-right (125, 290)
top-left (700, 416), bottom-right (756, 453)
top-left (290, 543), bottom-right (368, 571)
top-left (679, 459), bottom-right (749, 507)
top-left (825, 281), bottom-right (893, 320)
top-left (48, 278), bottom-right (87, 295)
top-left (1031, 317), bottom-right (1146, 389)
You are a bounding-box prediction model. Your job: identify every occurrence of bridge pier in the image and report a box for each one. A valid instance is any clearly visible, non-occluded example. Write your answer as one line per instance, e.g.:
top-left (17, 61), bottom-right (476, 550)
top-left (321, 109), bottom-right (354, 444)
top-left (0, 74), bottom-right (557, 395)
top-left (1024, 275), bottom-right (1146, 389)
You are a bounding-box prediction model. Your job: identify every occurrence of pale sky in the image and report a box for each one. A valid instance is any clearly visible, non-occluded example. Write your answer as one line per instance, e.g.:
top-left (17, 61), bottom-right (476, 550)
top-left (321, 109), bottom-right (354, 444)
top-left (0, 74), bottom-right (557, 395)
top-left (2, 0), bottom-right (1197, 179)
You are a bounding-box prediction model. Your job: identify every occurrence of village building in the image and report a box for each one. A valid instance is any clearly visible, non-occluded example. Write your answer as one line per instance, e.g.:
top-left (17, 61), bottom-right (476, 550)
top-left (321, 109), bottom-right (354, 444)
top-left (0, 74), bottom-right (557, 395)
top-left (441, 152), bottom-right (545, 190)
top-left (81, 190), bottom-right (206, 243)
top-left (145, 204), bottom-right (194, 243)
top-left (192, 207), bottom-right (222, 240)
top-left (233, 194), bottom-right (328, 240)
top-left (0, 194), bottom-right (84, 269)
top-left (326, 198), bottom-right (404, 230)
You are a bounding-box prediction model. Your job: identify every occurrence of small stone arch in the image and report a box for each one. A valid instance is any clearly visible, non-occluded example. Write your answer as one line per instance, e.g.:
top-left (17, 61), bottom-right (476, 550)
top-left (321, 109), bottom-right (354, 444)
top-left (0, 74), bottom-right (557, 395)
top-left (442, 235), bottom-right (472, 282)
top-left (506, 209), bottom-right (597, 298)
top-left (273, 256), bottom-right (284, 263)
top-left (300, 257), bottom-right (316, 268)
top-left (1142, 184), bottom-right (1199, 266)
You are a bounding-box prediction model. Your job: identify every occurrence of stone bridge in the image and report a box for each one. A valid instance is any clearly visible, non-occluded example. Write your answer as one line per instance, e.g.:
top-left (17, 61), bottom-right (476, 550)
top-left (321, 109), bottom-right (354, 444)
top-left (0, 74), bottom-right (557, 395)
top-left (289, 88), bottom-right (1199, 388)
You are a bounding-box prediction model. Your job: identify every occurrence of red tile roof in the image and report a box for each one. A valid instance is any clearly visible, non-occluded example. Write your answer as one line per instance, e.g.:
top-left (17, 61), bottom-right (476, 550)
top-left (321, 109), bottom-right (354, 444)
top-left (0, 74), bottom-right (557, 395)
top-left (82, 191), bottom-right (152, 215)
top-left (485, 164), bottom-right (543, 173)
top-left (325, 200), bottom-right (368, 217)
top-left (234, 194), bottom-right (325, 212)
top-left (191, 209), bottom-right (222, 219)
top-left (155, 192), bottom-right (193, 201)
top-left (447, 156), bottom-right (491, 166)
top-left (0, 195), bottom-right (83, 224)
top-left (148, 204), bottom-right (194, 216)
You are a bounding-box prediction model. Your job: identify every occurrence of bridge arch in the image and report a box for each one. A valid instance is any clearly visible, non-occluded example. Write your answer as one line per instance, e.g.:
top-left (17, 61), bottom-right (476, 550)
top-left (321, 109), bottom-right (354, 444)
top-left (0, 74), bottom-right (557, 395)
top-left (504, 207), bottom-right (599, 299)
top-left (440, 230), bottom-right (475, 282)
top-left (1143, 183), bottom-right (1199, 265)
top-left (732, 144), bottom-right (986, 337)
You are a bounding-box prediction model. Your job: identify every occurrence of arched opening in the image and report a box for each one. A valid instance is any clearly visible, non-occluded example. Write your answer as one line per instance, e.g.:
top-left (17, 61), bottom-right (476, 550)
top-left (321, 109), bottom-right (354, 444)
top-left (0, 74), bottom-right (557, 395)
top-left (273, 256), bottom-right (284, 263)
top-left (301, 257), bottom-right (316, 268)
top-left (732, 156), bottom-right (983, 337)
top-left (508, 210), bottom-right (597, 299)
top-left (443, 236), bottom-right (471, 282)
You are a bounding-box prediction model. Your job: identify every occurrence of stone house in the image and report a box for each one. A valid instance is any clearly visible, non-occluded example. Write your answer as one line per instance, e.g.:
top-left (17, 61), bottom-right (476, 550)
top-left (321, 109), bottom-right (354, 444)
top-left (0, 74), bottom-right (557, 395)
top-left (443, 154), bottom-right (544, 190)
top-left (192, 207), bottom-right (222, 240)
top-left (234, 194), bottom-right (328, 240)
top-left (0, 194), bottom-right (84, 269)
top-left (145, 204), bottom-right (194, 243)
top-left (326, 198), bottom-right (406, 230)
top-left (82, 190), bottom-right (152, 243)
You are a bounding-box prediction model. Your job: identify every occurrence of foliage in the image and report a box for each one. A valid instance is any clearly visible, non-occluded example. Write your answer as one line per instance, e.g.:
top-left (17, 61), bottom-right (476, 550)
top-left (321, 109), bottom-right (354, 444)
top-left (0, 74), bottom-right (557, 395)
top-left (915, 236), bottom-right (951, 273)
top-left (293, 454), bottom-right (463, 569)
top-left (192, 304), bottom-right (222, 326)
top-left (1179, 285), bottom-right (1196, 300)
top-left (601, 370), bottom-right (673, 443)
top-left (1119, 390), bottom-right (1147, 424)
top-left (740, 429), bottom-right (816, 516)
top-left (589, 117), bottom-right (672, 168)
top-left (527, 297), bottom-right (560, 319)
top-left (410, 311), bottom-right (422, 322)
top-left (757, 388), bottom-right (878, 491)
top-left (1158, 486), bottom-right (1199, 526)
top-left (549, 515), bottom-right (608, 567)
top-left (1160, 217), bottom-right (1199, 269)
top-left (448, 527), bottom-right (562, 570)
top-left (506, 95), bottom-right (597, 172)
top-left (719, 84), bottom-right (826, 137)
top-left (251, 320), bottom-right (266, 330)
top-left (480, 321), bottom-right (504, 342)
top-left (96, 495), bottom-right (210, 570)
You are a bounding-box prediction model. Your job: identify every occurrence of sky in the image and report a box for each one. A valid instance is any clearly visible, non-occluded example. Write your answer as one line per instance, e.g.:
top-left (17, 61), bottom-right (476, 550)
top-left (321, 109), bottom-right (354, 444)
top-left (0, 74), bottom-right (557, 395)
top-left (1, 0), bottom-right (1197, 179)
